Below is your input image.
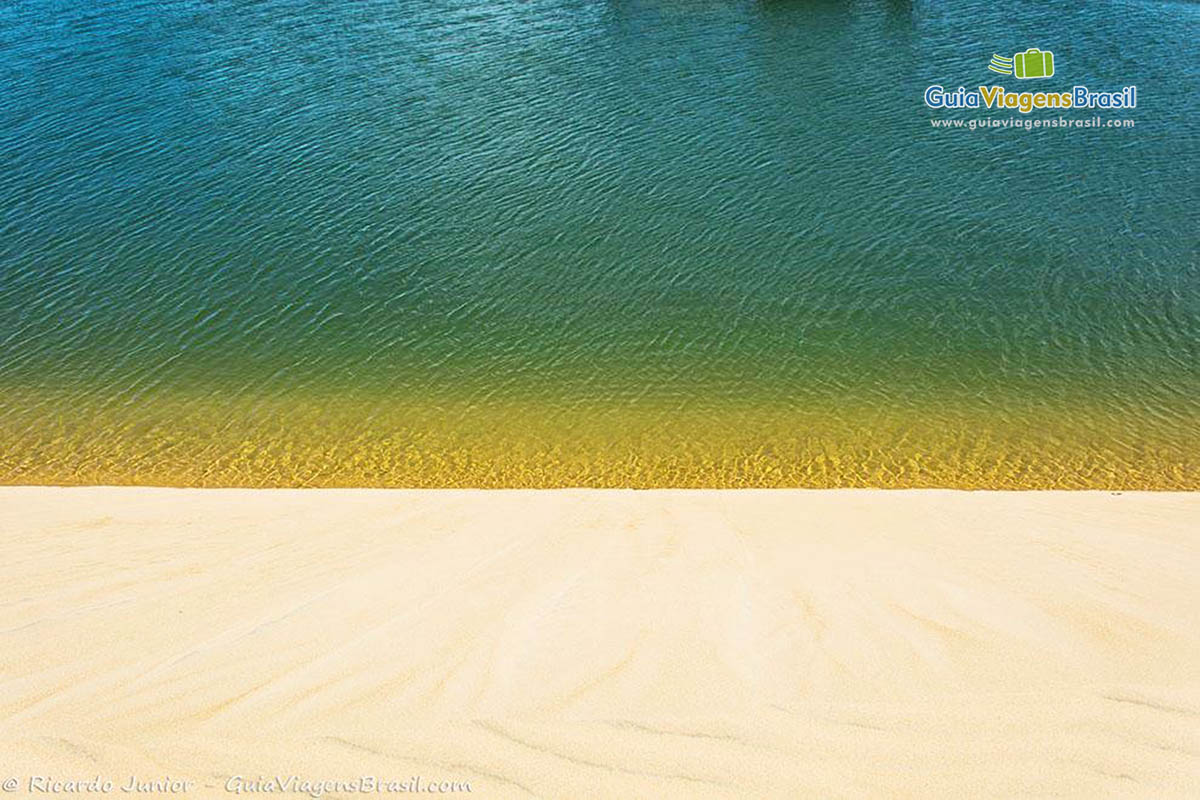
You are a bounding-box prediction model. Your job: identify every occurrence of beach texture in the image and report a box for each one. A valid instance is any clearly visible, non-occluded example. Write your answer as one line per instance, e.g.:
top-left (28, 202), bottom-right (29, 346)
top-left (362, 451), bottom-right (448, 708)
top-left (2, 488), bottom-right (1198, 798)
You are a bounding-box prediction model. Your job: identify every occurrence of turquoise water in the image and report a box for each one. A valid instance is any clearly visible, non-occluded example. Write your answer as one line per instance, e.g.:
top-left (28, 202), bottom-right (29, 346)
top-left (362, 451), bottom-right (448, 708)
top-left (1, 0), bottom-right (1198, 487)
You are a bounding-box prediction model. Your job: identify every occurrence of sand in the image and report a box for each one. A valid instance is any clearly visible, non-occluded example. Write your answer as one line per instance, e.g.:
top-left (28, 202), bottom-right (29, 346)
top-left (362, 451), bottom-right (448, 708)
top-left (1, 488), bottom-right (1197, 799)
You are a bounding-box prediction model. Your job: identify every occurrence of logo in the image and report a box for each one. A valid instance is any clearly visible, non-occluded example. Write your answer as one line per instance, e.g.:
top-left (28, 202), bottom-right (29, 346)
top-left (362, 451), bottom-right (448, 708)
top-left (989, 49), bottom-right (1055, 79)
top-left (923, 46), bottom-right (1136, 118)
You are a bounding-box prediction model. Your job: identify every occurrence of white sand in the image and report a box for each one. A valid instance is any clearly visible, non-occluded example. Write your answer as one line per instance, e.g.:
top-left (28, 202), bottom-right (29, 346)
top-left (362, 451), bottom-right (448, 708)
top-left (1, 488), bottom-right (1198, 798)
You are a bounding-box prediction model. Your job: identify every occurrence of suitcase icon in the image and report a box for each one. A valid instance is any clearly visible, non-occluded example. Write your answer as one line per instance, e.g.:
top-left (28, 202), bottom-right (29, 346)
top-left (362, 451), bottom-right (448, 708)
top-left (1013, 48), bottom-right (1054, 79)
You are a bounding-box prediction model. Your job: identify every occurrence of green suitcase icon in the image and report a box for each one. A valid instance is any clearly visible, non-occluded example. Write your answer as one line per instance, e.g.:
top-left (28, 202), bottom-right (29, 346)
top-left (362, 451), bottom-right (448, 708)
top-left (1014, 48), bottom-right (1054, 79)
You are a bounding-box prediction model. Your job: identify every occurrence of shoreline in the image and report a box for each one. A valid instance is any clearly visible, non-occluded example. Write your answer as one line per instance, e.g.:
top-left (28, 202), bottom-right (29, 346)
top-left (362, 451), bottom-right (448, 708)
top-left (4, 392), bottom-right (1198, 491)
top-left (2, 488), bottom-right (1198, 797)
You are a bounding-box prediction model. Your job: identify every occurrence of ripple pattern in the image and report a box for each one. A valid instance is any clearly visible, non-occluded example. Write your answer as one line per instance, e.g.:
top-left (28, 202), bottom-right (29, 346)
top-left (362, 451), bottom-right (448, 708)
top-left (1, 0), bottom-right (1198, 488)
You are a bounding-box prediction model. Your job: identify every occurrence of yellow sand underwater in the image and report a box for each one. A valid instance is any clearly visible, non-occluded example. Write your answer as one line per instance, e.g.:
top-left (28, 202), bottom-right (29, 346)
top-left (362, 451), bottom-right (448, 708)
top-left (3, 391), bottom-right (1199, 488)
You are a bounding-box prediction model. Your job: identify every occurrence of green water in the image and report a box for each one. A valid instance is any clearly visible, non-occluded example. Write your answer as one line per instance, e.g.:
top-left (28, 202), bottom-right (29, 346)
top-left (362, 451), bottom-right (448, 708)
top-left (1, 0), bottom-right (1198, 487)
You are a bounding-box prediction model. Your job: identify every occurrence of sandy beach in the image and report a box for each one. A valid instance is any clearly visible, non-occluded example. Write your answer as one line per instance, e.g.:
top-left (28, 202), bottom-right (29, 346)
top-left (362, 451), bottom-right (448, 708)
top-left (1, 488), bottom-right (1197, 798)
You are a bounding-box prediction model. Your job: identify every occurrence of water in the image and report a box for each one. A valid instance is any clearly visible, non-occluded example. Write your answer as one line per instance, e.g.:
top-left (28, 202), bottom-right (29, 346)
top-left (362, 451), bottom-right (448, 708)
top-left (1, 0), bottom-right (1198, 488)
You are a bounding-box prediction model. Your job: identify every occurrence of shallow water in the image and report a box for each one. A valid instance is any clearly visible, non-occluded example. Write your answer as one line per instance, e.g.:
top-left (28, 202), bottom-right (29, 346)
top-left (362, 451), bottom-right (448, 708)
top-left (2, 0), bottom-right (1198, 487)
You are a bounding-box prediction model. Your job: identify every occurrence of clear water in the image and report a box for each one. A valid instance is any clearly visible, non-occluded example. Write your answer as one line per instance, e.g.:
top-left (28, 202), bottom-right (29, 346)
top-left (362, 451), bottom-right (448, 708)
top-left (1, 0), bottom-right (1198, 487)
